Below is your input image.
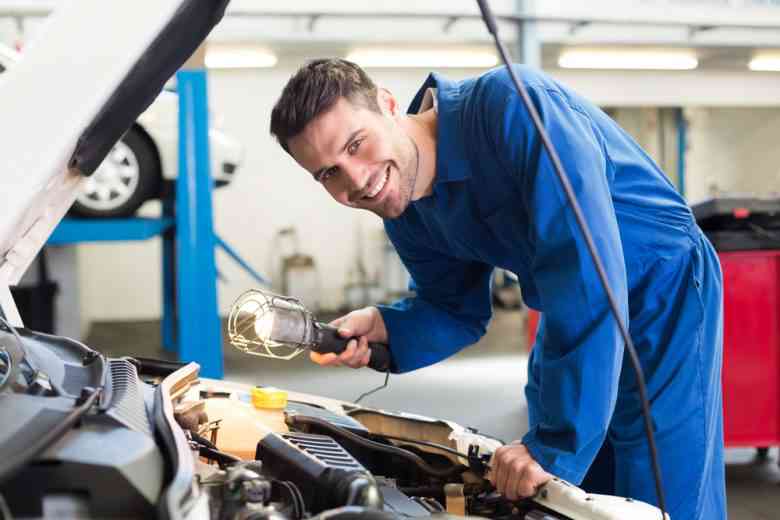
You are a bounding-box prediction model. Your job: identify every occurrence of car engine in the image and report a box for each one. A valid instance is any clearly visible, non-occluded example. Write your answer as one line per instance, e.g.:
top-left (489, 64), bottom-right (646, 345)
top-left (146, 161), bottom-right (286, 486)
top-left (0, 326), bottom-right (663, 520)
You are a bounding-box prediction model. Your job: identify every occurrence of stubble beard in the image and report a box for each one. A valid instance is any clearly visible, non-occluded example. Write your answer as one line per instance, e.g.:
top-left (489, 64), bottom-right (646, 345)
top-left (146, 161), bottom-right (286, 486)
top-left (379, 134), bottom-right (420, 220)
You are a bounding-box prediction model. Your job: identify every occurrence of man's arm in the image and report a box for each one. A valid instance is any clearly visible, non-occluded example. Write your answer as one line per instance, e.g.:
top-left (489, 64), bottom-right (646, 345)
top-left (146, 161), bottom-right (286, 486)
top-left (377, 222), bottom-right (495, 373)
top-left (485, 70), bottom-right (628, 487)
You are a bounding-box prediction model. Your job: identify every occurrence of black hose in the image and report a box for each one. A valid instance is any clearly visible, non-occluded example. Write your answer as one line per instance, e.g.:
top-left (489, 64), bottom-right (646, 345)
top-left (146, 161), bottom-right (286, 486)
top-left (198, 445), bottom-right (241, 469)
top-left (274, 480), bottom-right (306, 520)
top-left (475, 2), bottom-right (667, 518)
top-left (370, 433), bottom-right (470, 459)
top-left (190, 431), bottom-right (220, 451)
top-left (287, 415), bottom-right (465, 478)
top-left (189, 432), bottom-right (241, 469)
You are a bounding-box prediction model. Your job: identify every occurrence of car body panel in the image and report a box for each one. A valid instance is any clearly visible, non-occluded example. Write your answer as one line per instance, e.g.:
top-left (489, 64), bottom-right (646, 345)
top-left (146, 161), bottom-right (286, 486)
top-left (135, 90), bottom-right (243, 185)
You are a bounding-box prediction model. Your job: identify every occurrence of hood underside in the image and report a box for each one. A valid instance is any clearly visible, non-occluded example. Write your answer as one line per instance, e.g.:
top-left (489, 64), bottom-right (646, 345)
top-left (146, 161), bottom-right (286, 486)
top-left (0, 0), bottom-right (228, 294)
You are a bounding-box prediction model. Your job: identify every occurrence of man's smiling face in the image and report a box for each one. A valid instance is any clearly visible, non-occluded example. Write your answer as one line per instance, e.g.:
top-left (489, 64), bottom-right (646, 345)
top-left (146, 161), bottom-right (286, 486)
top-left (287, 96), bottom-right (418, 219)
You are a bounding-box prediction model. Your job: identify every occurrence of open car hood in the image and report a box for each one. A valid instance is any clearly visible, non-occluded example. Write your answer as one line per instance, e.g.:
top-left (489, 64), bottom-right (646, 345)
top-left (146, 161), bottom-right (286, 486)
top-left (0, 0), bottom-right (228, 318)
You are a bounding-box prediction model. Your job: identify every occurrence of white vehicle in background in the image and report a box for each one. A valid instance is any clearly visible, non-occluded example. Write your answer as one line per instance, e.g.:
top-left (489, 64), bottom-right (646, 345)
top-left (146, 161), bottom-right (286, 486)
top-left (0, 43), bottom-right (243, 218)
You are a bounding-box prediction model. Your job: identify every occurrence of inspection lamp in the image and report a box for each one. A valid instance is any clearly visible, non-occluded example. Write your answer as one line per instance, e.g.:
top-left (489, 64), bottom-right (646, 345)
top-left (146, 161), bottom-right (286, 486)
top-left (227, 289), bottom-right (390, 371)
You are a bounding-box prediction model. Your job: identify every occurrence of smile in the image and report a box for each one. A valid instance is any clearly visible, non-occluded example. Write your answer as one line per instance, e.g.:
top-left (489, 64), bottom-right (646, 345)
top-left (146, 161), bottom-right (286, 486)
top-left (364, 166), bottom-right (389, 200)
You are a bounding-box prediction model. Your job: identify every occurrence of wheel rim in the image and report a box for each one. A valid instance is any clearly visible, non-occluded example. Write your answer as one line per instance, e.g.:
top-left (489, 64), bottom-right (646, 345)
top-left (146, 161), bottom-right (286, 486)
top-left (76, 140), bottom-right (141, 211)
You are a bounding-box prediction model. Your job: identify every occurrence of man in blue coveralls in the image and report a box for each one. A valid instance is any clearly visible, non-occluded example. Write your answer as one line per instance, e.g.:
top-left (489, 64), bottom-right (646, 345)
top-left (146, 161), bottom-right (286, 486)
top-left (270, 59), bottom-right (726, 520)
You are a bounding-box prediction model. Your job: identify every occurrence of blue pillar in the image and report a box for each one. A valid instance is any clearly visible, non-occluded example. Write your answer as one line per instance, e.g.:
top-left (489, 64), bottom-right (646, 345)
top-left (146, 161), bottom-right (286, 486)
top-left (676, 107), bottom-right (687, 197)
top-left (515, 0), bottom-right (540, 68)
top-left (175, 68), bottom-right (223, 378)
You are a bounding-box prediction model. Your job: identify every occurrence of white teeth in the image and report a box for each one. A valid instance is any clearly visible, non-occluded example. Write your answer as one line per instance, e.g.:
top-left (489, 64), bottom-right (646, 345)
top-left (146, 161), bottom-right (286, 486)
top-left (366, 171), bottom-right (388, 198)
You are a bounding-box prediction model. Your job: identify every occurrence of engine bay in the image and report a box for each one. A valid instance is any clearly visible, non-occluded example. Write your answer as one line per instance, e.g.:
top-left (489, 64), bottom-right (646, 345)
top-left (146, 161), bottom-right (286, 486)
top-left (0, 326), bottom-right (664, 520)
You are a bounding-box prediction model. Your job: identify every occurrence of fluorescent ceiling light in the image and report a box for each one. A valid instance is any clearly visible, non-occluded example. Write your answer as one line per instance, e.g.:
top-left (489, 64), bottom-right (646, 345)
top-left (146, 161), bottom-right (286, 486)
top-left (558, 49), bottom-right (698, 70)
top-left (346, 48), bottom-right (498, 68)
top-left (749, 54), bottom-right (780, 71)
top-left (205, 46), bottom-right (277, 69)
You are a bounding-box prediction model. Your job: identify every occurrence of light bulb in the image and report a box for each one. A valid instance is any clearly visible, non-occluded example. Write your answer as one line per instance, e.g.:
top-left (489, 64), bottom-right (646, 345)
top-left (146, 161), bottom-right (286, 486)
top-left (253, 310), bottom-right (275, 342)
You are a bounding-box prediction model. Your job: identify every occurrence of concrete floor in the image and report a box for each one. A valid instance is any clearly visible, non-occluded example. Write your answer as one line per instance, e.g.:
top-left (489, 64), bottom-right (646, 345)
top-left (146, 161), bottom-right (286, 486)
top-left (88, 309), bottom-right (780, 519)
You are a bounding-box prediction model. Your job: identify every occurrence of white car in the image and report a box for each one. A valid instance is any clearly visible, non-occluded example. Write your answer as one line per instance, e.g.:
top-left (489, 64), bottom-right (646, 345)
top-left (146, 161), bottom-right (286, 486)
top-left (0, 43), bottom-right (243, 218)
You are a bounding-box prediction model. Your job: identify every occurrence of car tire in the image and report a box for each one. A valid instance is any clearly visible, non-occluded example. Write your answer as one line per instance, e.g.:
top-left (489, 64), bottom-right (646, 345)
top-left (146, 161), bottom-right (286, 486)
top-left (70, 126), bottom-right (161, 218)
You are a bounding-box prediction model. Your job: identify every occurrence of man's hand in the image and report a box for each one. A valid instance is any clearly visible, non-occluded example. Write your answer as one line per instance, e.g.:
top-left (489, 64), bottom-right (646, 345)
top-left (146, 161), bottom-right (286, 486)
top-left (310, 306), bottom-right (388, 369)
top-left (488, 441), bottom-right (553, 501)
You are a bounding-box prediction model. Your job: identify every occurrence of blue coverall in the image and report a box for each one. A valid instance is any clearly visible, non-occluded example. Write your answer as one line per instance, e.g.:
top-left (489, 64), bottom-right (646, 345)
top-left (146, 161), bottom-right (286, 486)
top-left (376, 65), bottom-right (726, 520)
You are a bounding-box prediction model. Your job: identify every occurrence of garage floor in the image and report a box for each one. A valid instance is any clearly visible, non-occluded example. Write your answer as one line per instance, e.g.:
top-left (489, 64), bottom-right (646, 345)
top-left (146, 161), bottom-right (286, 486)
top-left (88, 309), bottom-right (780, 519)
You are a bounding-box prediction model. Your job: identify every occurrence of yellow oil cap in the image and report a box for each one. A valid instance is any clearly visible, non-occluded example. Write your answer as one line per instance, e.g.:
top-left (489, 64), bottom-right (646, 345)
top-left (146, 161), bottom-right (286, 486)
top-left (251, 386), bottom-right (288, 409)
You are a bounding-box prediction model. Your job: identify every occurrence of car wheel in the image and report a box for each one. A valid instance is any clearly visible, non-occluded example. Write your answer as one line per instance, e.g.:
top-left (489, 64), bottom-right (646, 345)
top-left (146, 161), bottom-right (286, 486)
top-left (70, 127), bottom-right (161, 218)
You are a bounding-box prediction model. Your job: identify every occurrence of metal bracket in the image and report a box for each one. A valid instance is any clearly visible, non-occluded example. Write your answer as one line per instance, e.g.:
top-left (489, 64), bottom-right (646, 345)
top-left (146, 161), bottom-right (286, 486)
top-left (568, 20), bottom-right (590, 35)
top-left (443, 16), bottom-right (459, 32)
top-left (688, 24), bottom-right (715, 39)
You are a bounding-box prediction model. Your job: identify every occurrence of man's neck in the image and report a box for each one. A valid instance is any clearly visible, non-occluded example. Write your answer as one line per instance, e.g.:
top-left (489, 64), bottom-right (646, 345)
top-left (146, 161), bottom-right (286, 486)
top-left (403, 109), bottom-right (438, 199)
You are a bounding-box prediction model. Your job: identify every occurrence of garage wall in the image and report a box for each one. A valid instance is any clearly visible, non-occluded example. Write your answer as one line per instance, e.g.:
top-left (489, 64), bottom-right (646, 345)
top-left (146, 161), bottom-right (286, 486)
top-left (685, 107), bottom-right (780, 204)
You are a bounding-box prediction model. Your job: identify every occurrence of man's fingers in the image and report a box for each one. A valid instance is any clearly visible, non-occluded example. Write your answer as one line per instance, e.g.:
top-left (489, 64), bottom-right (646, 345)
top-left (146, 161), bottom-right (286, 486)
top-left (337, 339), bottom-right (358, 363)
top-left (360, 347), bottom-right (372, 368)
top-left (328, 315), bottom-right (355, 338)
top-left (489, 443), bottom-right (552, 502)
top-left (503, 458), bottom-right (527, 501)
top-left (493, 448), bottom-right (514, 498)
top-left (310, 351), bottom-right (341, 366)
top-left (518, 462), bottom-right (551, 498)
top-left (310, 337), bottom-right (371, 369)
top-left (515, 462), bottom-right (537, 499)
top-left (343, 336), bottom-right (369, 368)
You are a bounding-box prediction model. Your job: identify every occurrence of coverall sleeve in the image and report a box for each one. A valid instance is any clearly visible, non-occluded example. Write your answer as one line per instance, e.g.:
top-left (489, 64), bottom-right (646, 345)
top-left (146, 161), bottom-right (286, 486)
top-left (488, 79), bottom-right (628, 484)
top-left (377, 224), bottom-right (494, 373)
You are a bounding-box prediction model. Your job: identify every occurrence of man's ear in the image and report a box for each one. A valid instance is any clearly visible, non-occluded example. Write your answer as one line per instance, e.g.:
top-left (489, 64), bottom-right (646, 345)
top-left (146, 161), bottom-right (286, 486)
top-left (377, 88), bottom-right (399, 118)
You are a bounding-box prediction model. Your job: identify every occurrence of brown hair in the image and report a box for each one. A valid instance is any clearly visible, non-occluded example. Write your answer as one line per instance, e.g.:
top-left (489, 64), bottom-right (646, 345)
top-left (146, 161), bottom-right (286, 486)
top-left (270, 58), bottom-right (380, 153)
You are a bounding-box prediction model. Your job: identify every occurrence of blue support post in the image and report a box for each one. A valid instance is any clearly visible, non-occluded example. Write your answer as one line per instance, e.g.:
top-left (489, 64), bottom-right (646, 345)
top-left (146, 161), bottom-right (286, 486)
top-left (176, 68), bottom-right (223, 378)
top-left (161, 196), bottom-right (176, 352)
top-left (676, 107), bottom-right (687, 197)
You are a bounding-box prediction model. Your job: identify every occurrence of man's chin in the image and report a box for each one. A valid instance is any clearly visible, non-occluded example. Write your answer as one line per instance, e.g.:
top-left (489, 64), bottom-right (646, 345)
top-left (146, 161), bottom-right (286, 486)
top-left (374, 201), bottom-right (408, 220)
top-left (359, 193), bottom-right (410, 219)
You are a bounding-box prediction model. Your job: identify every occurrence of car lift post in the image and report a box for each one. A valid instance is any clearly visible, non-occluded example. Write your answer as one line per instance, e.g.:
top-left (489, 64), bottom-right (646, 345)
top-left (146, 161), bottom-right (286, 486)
top-left (172, 46), bottom-right (223, 378)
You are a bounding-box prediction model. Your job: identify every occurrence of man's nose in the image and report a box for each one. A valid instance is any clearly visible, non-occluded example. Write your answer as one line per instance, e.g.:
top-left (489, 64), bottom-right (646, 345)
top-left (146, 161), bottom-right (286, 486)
top-left (344, 164), bottom-right (368, 203)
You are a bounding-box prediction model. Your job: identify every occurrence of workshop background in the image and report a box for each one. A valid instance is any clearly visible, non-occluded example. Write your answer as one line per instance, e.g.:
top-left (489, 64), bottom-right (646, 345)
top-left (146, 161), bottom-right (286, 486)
top-left (4, 1), bottom-right (780, 518)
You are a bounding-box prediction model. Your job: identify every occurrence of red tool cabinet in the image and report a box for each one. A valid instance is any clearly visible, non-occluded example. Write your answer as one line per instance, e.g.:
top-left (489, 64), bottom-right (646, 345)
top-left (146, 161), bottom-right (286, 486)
top-left (718, 250), bottom-right (780, 447)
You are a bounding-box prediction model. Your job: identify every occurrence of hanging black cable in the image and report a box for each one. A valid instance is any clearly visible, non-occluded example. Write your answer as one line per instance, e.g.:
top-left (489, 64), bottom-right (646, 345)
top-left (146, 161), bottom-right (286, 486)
top-left (474, 2), bottom-right (667, 518)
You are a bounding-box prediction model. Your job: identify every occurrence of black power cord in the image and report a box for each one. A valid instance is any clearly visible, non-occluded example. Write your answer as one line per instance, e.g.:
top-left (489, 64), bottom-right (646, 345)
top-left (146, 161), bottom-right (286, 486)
top-left (474, 2), bottom-right (667, 518)
top-left (354, 370), bottom-right (390, 404)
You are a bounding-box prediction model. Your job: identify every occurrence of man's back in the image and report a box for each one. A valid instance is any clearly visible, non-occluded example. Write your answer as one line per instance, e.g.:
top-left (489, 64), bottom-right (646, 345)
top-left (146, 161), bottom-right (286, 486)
top-left (381, 65), bottom-right (726, 520)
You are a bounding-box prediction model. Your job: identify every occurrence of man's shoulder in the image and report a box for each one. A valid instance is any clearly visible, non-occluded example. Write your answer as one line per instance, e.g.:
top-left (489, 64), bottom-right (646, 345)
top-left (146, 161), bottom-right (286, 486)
top-left (469, 65), bottom-right (556, 96)
top-left (455, 65), bottom-right (564, 125)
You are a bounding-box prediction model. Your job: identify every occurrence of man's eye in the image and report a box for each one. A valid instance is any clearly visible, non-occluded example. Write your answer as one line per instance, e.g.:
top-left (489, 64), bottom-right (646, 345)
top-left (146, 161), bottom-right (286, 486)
top-left (347, 139), bottom-right (362, 155)
top-left (318, 167), bottom-right (337, 183)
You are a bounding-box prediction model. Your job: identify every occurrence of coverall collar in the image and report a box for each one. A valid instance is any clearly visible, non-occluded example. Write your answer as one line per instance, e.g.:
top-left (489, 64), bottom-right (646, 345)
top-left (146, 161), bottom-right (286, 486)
top-left (407, 72), bottom-right (471, 187)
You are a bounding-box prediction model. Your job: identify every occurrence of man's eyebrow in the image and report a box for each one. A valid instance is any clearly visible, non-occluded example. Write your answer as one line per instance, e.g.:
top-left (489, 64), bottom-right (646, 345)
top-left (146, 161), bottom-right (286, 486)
top-left (312, 129), bottom-right (363, 180)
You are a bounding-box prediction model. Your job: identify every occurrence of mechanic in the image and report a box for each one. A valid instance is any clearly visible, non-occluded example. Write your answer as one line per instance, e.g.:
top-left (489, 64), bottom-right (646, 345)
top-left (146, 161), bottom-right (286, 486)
top-left (269, 59), bottom-right (726, 520)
